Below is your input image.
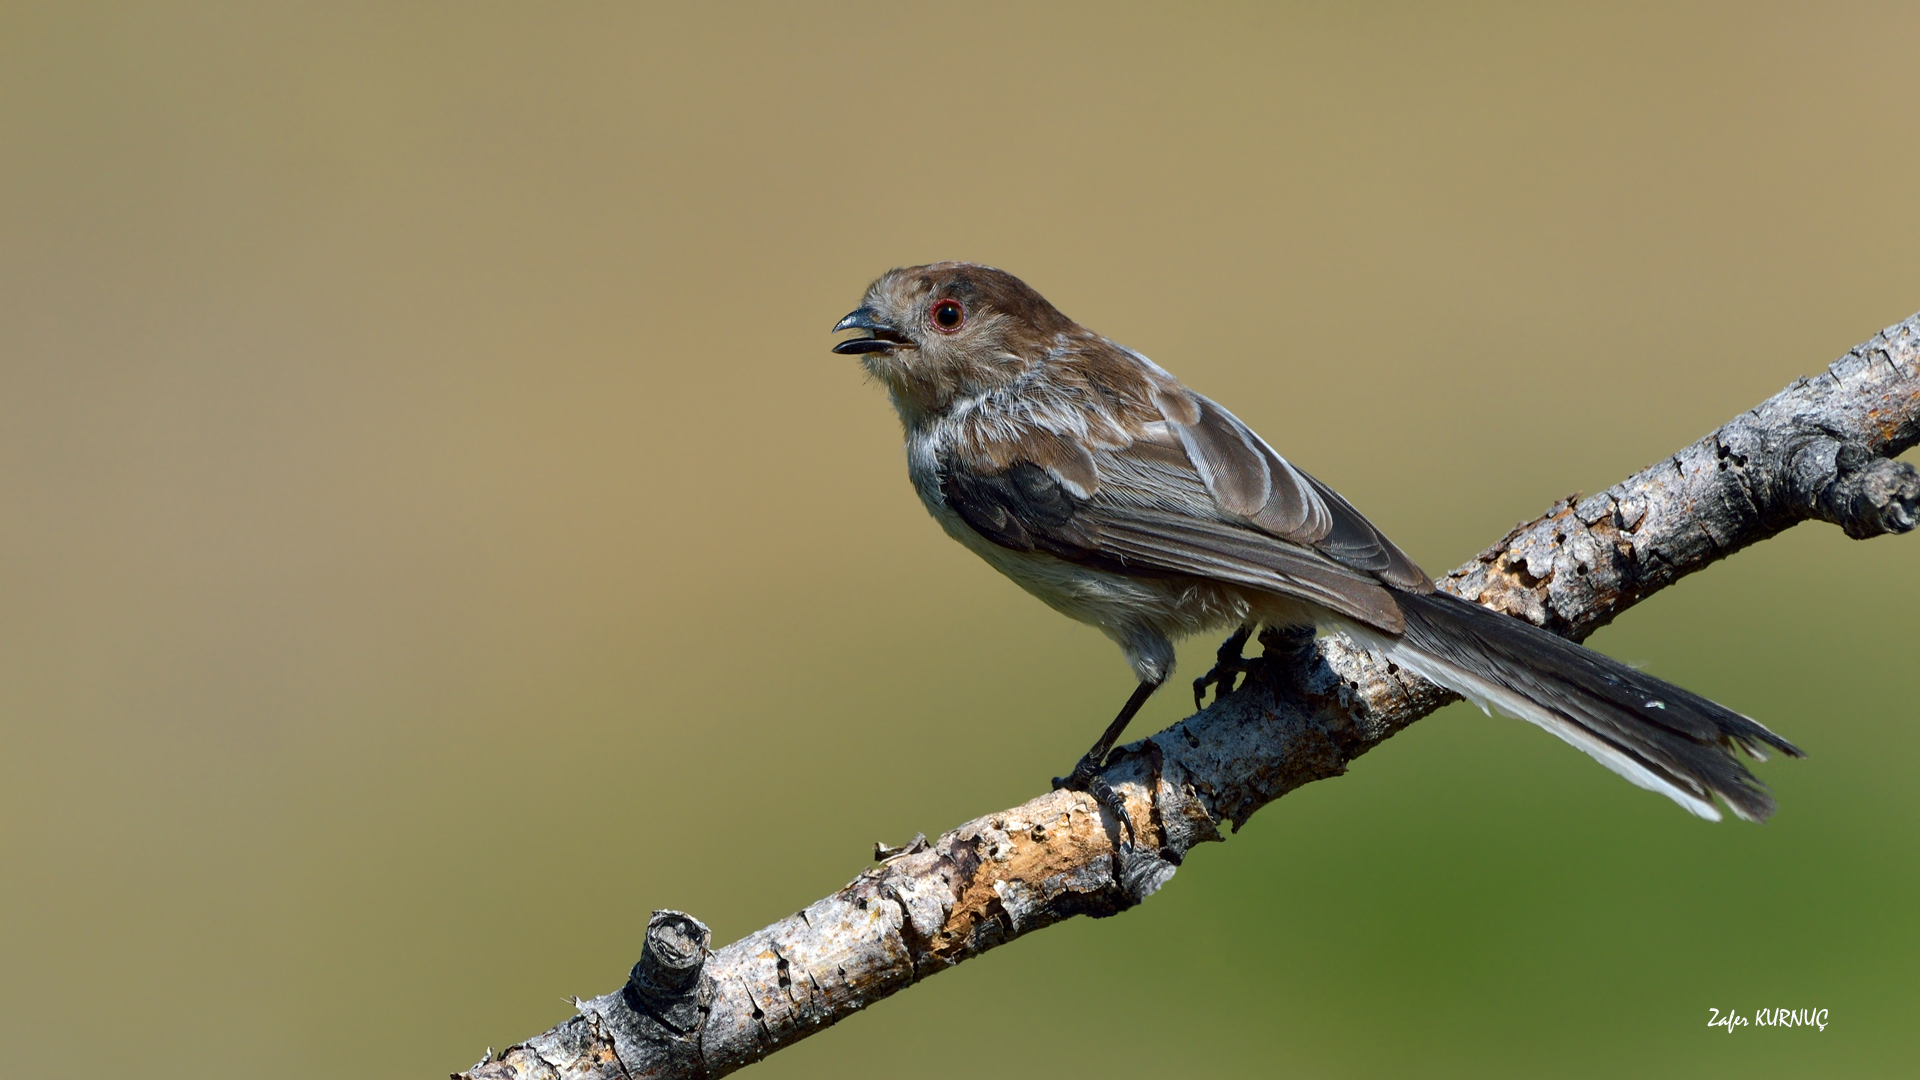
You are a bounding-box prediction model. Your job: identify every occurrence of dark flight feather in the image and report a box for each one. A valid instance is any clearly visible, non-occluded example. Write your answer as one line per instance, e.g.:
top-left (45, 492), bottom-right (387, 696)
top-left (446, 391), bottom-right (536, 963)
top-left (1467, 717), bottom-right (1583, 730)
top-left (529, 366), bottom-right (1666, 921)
top-left (938, 451), bottom-right (1407, 631)
top-left (1295, 468), bottom-right (1431, 589)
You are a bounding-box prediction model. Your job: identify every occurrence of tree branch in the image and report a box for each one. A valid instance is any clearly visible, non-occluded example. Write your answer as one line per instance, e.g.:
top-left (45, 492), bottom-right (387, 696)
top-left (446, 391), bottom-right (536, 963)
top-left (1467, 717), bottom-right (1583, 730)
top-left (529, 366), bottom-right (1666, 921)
top-left (458, 314), bottom-right (1920, 1080)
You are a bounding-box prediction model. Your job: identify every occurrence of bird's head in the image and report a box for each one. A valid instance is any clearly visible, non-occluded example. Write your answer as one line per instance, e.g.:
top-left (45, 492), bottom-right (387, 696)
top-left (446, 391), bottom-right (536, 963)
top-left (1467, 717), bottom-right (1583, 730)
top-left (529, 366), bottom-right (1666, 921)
top-left (832, 263), bottom-right (1078, 416)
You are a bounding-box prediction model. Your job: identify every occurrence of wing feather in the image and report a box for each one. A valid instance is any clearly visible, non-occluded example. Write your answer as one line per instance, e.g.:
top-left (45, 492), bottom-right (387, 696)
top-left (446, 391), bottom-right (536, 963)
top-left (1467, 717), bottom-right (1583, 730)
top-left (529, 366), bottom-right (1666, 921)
top-left (933, 359), bottom-right (1428, 632)
top-left (1086, 508), bottom-right (1406, 630)
top-left (1155, 388), bottom-right (1430, 589)
top-left (940, 451), bottom-right (1406, 633)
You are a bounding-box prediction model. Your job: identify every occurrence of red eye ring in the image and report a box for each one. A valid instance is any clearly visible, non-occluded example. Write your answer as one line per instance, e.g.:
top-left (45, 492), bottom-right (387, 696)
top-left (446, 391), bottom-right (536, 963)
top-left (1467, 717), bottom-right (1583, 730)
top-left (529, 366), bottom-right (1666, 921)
top-left (929, 298), bottom-right (965, 333)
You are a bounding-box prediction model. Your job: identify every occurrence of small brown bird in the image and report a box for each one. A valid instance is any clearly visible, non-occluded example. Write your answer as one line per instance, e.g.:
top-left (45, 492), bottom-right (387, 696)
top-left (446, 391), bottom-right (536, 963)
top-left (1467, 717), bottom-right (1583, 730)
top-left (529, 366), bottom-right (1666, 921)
top-left (834, 263), bottom-right (1799, 835)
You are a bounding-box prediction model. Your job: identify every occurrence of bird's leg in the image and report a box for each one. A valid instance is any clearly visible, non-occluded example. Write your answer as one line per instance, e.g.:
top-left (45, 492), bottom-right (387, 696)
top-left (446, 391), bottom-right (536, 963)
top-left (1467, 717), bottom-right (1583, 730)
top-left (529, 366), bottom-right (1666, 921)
top-left (1254, 623), bottom-right (1320, 697)
top-left (1191, 623), bottom-right (1257, 708)
top-left (1053, 677), bottom-right (1162, 850)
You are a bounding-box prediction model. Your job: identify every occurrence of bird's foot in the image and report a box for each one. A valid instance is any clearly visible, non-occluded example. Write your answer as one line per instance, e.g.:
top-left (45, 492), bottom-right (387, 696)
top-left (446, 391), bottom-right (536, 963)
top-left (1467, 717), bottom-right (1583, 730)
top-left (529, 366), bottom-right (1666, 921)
top-left (1053, 753), bottom-right (1137, 851)
top-left (1192, 624), bottom-right (1259, 708)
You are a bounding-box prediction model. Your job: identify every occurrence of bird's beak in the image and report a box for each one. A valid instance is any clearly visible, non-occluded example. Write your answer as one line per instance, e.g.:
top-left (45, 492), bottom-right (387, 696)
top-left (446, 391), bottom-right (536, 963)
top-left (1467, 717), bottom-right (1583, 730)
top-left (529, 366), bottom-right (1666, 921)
top-left (832, 307), bottom-right (914, 354)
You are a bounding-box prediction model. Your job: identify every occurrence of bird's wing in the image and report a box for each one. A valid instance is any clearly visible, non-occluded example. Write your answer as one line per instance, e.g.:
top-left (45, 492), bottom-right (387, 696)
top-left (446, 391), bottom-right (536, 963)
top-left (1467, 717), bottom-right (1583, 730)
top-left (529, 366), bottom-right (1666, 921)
top-left (934, 362), bottom-right (1433, 633)
top-left (1147, 386), bottom-right (1431, 590)
top-left (937, 431), bottom-right (1410, 633)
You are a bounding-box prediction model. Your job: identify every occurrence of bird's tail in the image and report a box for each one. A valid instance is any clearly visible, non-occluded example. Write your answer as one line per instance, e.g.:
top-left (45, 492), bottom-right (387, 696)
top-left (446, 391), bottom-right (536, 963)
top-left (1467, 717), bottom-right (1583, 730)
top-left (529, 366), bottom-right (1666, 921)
top-left (1357, 590), bottom-right (1803, 822)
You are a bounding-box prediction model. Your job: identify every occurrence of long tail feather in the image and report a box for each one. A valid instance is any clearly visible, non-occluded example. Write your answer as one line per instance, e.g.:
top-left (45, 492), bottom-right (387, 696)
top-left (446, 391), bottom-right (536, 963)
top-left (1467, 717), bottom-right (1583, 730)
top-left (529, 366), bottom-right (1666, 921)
top-left (1355, 590), bottom-right (1803, 822)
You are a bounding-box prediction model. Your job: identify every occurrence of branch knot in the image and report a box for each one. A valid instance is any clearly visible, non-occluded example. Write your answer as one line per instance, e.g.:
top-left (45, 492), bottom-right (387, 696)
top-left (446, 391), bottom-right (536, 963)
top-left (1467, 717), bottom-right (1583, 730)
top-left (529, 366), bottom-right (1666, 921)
top-left (1814, 442), bottom-right (1919, 538)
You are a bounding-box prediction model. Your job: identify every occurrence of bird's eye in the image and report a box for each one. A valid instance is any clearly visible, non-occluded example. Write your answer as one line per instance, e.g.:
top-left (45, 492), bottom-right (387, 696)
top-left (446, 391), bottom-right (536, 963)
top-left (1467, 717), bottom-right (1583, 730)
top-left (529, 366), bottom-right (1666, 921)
top-left (929, 298), bottom-right (965, 332)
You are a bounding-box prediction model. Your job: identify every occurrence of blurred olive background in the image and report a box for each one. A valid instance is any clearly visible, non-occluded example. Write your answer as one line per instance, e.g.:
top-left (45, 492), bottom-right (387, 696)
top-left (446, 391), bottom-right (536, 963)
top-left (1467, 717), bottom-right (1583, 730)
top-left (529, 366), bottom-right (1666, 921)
top-left (3, 2), bottom-right (1917, 1077)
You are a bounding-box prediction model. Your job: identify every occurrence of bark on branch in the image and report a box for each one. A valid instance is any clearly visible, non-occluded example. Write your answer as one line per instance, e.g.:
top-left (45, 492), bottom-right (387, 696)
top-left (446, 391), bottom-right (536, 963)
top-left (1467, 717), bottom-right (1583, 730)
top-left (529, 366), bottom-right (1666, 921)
top-left (459, 314), bottom-right (1920, 1080)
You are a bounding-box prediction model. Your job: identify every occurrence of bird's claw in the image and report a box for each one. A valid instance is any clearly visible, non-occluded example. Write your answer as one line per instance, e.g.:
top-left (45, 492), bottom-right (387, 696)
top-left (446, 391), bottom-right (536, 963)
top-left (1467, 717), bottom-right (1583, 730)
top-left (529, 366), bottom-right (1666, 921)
top-left (1055, 753), bottom-right (1137, 851)
top-left (1192, 624), bottom-right (1258, 708)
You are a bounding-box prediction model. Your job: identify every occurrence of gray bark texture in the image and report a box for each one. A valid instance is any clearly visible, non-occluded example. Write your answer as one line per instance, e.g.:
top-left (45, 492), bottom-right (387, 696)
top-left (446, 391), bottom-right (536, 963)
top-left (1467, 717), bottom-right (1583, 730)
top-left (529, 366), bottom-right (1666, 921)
top-left (458, 314), bottom-right (1920, 1080)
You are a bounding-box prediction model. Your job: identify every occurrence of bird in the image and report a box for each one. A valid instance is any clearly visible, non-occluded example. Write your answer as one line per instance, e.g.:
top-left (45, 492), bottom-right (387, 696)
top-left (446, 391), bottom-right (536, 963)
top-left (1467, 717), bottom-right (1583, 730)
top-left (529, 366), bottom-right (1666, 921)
top-left (831, 262), bottom-right (1800, 838)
